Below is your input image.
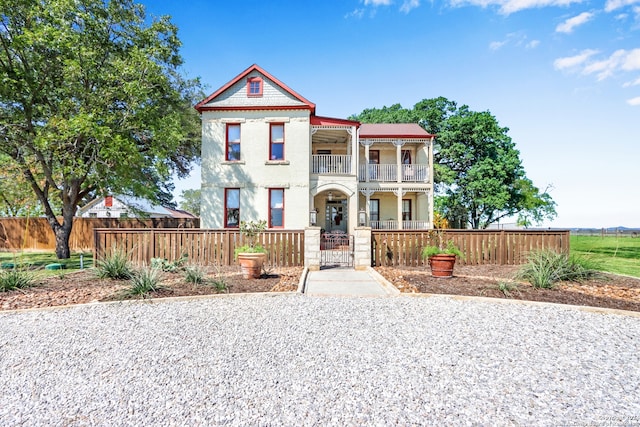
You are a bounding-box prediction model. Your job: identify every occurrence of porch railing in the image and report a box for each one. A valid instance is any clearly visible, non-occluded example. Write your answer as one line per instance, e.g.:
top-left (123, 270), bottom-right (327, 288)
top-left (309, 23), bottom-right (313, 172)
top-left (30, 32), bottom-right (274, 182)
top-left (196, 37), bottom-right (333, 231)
top-left (312, 155), bottom-right (352, 174)
top-left (370, 220), bottom-right (430, 230)
top-left (358, 164), bottom-right (429, 182)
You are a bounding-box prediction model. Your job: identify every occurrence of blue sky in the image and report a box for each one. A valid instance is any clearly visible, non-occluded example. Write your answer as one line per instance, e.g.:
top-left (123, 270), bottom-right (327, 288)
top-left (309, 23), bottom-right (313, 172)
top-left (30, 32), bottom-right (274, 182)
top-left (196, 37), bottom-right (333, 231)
top-left (144, 0), bottom-right (640, 228)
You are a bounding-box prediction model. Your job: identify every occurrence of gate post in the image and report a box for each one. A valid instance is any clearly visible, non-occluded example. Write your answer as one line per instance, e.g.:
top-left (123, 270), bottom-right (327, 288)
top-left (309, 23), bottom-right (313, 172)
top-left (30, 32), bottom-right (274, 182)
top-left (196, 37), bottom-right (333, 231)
top-left (354, 227), bottom-right (372, 270)
top-left (304, 227), bottom-right (321, 271)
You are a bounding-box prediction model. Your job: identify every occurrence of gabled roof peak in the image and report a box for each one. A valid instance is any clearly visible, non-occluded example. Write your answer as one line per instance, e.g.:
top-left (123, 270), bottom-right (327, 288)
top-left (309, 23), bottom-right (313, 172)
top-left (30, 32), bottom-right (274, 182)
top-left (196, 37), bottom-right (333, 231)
top-left (195, 64), bottom-right (316, 113)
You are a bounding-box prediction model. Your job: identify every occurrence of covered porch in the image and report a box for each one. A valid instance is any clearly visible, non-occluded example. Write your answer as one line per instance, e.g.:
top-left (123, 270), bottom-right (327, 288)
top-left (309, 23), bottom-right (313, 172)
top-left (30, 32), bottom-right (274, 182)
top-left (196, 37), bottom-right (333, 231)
top-left (358, 187), bottom-right (432, 230)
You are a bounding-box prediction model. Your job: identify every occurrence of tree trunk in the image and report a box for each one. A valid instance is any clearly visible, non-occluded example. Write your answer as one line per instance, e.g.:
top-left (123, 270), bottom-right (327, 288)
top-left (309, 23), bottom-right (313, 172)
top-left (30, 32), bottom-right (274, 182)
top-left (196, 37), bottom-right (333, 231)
top-left (54, 225), bottom-right (72, 259)
top-left (50, 201), bottom-right (76, 259)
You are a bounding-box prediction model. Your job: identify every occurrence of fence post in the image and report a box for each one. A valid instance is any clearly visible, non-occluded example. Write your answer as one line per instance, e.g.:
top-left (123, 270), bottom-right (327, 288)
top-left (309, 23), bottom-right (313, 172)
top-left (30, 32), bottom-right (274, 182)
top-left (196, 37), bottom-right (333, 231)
top-left (499, 230), bottom-right (506, 265)
top-left (93, 228), bottom-right (99, 263)
top-left (354, 227), bottom-right (372, 270)
top-left (304, 227), bottom-right (321, 271)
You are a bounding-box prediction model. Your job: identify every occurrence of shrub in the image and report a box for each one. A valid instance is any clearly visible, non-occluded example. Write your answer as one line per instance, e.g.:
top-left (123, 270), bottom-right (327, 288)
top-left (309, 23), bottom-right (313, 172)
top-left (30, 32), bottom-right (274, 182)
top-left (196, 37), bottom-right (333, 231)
top-left (96, 246), bottom-right (133, 280)
top-left (126, 266), bottom-right (162, 297)
top-left (184, 264), bottom-right (206, 285)
top-left (0, 268), bottom-right (38, 292)
top-left (497, 281), bottom-right (520, 298)
top-left (516, 250), bottom-right (601, 289)
top-left (151, 255), bottom-right (187, 272)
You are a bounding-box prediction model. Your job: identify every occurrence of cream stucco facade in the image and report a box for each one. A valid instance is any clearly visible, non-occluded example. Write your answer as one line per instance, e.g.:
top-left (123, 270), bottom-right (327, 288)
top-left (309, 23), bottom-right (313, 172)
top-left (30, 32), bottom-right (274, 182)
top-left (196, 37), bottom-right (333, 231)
top-left (195, 65), bottom-right (435, 234)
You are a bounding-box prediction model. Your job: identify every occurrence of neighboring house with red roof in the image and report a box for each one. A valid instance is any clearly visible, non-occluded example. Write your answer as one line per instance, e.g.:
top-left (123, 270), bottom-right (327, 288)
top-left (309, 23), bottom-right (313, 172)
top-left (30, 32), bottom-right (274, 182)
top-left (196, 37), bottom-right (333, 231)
top-left (77, 196), bottom-right (197, 219)
top-left (195, 64), bottom-right (434, 233)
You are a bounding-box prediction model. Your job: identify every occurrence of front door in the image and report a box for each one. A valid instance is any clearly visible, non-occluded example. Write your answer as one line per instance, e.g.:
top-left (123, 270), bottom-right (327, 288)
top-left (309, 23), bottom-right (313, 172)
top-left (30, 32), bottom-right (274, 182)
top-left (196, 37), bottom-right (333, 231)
top-left (325, 200), bottom-right (347, 233)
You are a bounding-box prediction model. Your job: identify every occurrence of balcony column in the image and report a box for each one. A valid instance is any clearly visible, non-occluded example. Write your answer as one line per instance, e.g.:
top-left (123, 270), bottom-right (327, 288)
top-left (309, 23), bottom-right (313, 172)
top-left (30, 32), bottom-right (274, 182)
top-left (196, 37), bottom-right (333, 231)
top-left (393, 188), bottom-right (406, 230)
top-left (393, 139), bottom-right (405, 183)
top-left (360, 189), bottom-right (375, 226)
top-left (348, 126), bottom-right (358, 176)
top-left (359, 138), bottom-right (374, 182)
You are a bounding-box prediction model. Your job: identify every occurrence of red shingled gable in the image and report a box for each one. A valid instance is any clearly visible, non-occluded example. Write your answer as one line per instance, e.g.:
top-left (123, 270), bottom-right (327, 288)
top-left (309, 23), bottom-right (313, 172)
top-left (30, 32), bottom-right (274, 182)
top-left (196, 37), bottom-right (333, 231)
top-left (359, 123), bottom-right (434, 139)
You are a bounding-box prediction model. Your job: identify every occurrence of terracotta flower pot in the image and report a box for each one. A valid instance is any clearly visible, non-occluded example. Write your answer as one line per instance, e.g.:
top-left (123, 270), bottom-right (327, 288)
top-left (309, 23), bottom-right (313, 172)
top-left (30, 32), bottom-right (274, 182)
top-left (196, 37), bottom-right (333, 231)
top-left (428, 254), bottom-right (457, 278)
top-left (237, 253), bottom-right (266, 279)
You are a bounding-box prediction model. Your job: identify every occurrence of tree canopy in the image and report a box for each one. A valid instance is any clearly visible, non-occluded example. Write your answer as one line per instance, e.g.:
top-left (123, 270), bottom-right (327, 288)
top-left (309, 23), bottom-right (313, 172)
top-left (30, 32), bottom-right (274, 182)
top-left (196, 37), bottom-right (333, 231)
top-left (178, 188), bottom-right (200, 217)
top-left (350, 97), bottom-right (556, 229)
top-left (0, 0), bottom-right (202, 257)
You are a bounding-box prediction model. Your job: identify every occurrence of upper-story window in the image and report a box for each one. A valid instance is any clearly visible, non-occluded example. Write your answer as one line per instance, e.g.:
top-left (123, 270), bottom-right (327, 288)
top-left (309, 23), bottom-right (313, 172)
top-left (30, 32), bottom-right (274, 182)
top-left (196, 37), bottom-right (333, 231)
top-left (247, 77), bottom-right (263, 97)
top-left (401, 150), bottom-right (412, 164)
top-left (270, 123), bottom-right (284, 160)
top-left (226, 124), bottom-right (241, 161)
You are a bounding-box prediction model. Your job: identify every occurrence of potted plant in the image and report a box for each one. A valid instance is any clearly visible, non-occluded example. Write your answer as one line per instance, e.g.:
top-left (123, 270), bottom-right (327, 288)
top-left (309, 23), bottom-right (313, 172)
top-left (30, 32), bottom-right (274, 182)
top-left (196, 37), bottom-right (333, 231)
top-left (234, 220), bottom-right (267, 279)
top-left (421, 215), bottom-right (463, 278)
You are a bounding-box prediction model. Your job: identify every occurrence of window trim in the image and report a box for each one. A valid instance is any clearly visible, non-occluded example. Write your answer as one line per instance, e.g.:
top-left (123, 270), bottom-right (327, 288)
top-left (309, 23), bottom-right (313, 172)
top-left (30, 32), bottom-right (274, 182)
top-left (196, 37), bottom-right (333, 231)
top-left (224, 188), bottom-right (240, 228)
top-left (370, 199), bottom-right (380, 222)
top-left (247, 76), bottom-right (263, 97)
top-left (226, 123), bottom-right (241, 161)
top-left (402, 199), bottom-right (412, 221)
top-left (269, 188), bottom-right (285, 228)
top-left (269, 123), bottom-right (285, 161)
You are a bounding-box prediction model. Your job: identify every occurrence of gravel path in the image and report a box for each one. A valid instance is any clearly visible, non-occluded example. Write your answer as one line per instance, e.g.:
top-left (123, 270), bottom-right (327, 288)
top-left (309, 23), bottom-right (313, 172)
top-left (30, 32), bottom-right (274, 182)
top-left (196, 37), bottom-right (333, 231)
top-left (1, 294), bottom-right (639, 426)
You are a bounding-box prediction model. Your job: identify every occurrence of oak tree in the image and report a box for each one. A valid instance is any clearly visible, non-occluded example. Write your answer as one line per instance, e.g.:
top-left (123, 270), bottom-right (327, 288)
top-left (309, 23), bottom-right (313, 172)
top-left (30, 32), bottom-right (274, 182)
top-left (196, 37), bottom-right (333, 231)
top-left (0, 0), bottom-right (201, 257)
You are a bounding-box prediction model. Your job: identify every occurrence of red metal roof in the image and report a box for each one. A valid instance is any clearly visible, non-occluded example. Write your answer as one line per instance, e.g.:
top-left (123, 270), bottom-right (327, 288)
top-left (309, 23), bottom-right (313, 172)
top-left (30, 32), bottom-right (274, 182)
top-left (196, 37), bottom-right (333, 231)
top-left (310, 115), bottom-right (360, 127)
top-left (195, 64), bottom-right (316, 113)
top-left (359, 123), bottom-right (434, 139)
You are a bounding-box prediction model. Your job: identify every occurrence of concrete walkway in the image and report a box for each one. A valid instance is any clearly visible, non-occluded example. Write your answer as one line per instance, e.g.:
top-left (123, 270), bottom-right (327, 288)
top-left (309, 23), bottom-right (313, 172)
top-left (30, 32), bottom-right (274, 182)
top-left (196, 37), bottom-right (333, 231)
top-left (303, 267), bottom-right (399, 296)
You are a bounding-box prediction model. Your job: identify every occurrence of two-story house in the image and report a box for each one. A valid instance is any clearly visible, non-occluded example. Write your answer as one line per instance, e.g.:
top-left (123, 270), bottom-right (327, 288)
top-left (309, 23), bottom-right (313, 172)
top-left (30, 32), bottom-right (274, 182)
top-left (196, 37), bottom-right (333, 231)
top-left (195, 64), bottom-right (434, 235)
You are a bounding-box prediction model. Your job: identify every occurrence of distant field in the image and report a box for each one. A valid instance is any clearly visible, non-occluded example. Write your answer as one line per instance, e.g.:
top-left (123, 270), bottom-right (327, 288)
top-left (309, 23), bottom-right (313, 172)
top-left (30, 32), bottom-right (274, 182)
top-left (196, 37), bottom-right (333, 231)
top-left (570, 235), bottom-right (640, 278)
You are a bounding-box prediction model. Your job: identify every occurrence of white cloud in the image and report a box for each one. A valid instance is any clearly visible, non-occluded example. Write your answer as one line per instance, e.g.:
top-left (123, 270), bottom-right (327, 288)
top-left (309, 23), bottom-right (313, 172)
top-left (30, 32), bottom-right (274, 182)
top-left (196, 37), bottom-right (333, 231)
top-left (400, 0), bottom-right (421, 12)
top-left (605, 0), bottom-right (640, 12)
top-left (526, 39), bottom-right (541, 48)
top-left (345, 8), bottom-right (366, 18)
top-left (553, 49), bottom-right (599, 70)
top-left (365, 0), bottom-right (393, 5)
top-left (581, 48), bottom-right (640, 80)
top-left (490, 40), bottom-right (508, 50)
top-left (623, 76), bottom-right (640, 86)
top-left (626, 96), bottom-right (640, 105)
top-left (448, 0), bottom-right (585, 15)
top-left (556, 12), bottom-right (595, 33)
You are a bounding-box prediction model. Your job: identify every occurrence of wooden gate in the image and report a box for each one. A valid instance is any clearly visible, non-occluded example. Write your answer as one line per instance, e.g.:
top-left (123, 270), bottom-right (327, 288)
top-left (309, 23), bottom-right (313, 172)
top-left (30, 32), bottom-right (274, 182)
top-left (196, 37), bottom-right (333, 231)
top-left (320, 233), bottom-right (354, 268)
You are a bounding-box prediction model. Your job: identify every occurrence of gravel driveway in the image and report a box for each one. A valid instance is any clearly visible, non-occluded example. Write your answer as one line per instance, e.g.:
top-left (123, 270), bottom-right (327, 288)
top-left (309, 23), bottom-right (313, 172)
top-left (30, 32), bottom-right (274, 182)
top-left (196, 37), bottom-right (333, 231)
top-left (1, 294), bottom-right (639, 426)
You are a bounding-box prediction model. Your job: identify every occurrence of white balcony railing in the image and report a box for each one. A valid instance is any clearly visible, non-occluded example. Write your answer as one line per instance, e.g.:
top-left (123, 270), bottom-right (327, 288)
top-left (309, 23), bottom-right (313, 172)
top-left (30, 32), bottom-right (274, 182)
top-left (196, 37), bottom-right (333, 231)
top-left (370, 220), bottom-right (431, 230)
top-left (358, 164), bottom-right (429, 182)
top-left (312, 155), bottom-right (352, 175)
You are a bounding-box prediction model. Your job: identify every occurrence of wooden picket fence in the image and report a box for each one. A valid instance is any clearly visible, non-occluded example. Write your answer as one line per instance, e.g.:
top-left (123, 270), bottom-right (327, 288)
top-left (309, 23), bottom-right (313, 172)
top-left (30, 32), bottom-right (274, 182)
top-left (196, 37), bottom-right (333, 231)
top-left (0, 218), bottom-right (199, 251)
top-left (94, 228), bottom-right (305, 268)
top-left (372, 229), bottom-right (571, 267)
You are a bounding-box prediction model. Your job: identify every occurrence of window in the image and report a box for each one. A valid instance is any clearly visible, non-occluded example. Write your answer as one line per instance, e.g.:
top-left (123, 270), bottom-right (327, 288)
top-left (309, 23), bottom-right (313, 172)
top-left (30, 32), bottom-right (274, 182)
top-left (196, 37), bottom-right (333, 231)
top-left (269, 189), bottom-right (284, 228)
top-left (270, 123), bottom-right (284, 160)
top-left (225, 189), bottom-right (240, 228)
top-left (119, 212), bottom-right (128, 218)
top-left (370, 199), bottom-right (380, 222)
top-left (402, 199), bottom-right (412, 221)
top-left (105, 196), bottom-right (113, 207)
top-left (247, 77), bottom-right (263, 96)
top-left (89, 212), bottom-right (97, 218)
top-left (401, 150), bottom-right (412, 164)
top-left (226, 124), bottom-right (241, 161)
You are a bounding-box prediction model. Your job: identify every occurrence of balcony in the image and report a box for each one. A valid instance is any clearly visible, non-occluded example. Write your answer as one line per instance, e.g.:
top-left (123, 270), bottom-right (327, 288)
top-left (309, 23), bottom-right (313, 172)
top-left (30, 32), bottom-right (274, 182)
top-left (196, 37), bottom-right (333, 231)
top-left (358, 164), bottom-right (429, 182)
top-left (312, 155), bottom-right (352, 175)
top-left (370, 220), bottom-right (431, 230)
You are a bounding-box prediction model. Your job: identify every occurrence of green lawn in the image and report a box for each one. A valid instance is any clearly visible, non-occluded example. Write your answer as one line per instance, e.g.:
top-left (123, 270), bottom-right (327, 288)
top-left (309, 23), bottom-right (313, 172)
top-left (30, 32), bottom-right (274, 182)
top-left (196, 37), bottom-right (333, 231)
top-left (0, 251), bottom-right (93, 273)
top-left (570, 235), bottom-right (640, 278)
